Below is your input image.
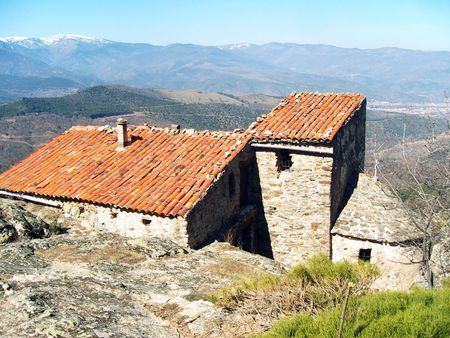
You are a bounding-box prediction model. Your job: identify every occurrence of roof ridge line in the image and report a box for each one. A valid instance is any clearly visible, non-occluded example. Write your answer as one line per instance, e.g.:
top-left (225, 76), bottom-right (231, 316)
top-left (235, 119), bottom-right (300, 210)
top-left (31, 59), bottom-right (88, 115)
top-left (67, 124), bottom-right (247, 138)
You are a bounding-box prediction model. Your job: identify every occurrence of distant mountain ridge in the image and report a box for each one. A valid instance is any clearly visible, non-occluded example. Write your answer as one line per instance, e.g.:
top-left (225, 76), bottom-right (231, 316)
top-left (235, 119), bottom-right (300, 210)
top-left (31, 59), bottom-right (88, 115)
top-left (1, 35), bottom-right (449, 103)
top-left (0, 34), bottom-right (109, 46)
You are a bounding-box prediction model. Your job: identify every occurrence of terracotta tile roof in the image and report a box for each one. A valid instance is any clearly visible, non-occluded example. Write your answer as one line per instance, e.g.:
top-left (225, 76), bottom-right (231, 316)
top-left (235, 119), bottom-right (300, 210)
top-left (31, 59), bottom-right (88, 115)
top-left (0, 125), bottom-right (250, 217)
top-left (249, 92), bottom-right (365, 143)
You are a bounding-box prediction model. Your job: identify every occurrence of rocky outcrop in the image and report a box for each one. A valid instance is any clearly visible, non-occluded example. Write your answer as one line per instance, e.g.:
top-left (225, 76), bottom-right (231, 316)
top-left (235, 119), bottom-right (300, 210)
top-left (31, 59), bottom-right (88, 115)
top-left (0, 219), bottom-right (17, 243)
top-left (0, 199), bottom-right (52, 242)
top-left (0, 207), bottom-right (284, 337)
top-left (431, 227), bottom-right (450, 286)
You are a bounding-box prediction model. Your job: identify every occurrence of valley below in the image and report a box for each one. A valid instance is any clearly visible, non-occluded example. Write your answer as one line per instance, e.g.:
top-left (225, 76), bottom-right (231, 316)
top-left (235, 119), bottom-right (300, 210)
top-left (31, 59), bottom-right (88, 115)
top-left (0, 85), bottom-right (447, 175)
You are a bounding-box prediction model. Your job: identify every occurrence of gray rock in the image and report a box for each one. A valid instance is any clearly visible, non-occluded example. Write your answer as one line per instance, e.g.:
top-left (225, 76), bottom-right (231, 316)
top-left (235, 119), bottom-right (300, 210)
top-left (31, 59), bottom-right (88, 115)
top-left (431, 227), bottom-right (450, 286)
top-left (6, 203), bottom-right (50, 239)
top-left (0, 199), bottom-right (51, 240)
top-left (0, 219), bottom-right (17, 244)
top-left (0, 223), bottom-right (284, 337)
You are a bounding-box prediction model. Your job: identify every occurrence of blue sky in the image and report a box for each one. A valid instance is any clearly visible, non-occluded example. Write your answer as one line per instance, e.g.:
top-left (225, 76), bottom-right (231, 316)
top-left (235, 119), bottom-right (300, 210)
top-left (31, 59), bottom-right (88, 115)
top-left (0, 0), bottom-right (449, 50)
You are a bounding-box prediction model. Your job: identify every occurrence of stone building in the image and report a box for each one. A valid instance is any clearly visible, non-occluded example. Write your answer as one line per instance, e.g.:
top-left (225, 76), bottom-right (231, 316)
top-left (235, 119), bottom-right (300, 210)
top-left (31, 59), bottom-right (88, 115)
top-left (0, 123), bottom-right (253, 249)
top-left (331, 174), bottom-right (423, 290)
top-left (247, 92), bottom-right (366, 265)
top-left (0, 91), bottom-right (423, 288)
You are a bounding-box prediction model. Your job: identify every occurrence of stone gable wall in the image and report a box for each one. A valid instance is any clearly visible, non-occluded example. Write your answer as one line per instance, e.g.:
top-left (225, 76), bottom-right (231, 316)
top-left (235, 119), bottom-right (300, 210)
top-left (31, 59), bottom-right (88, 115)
top-left (330, 102), bottom-right (366, 225)
top-left (255, 149), bottom-right (333, 266)
top-left (186, 146), bottom-right (256, 248)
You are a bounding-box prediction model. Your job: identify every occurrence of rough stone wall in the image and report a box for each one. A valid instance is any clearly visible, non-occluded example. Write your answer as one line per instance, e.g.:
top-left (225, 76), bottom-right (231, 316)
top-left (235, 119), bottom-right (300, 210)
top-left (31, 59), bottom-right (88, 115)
top-left (332, 174), bottom-right (422, 243)
top-left (332, 234), bottom-right (423, 290)
top-left (62, 202), bottom-right (189, 246)
top-left (186, 146), bottom-right (255, 248)
top-left (330, 102), bottom-right (366, 225)
top-left (255, 149), bottom-right (333, 266)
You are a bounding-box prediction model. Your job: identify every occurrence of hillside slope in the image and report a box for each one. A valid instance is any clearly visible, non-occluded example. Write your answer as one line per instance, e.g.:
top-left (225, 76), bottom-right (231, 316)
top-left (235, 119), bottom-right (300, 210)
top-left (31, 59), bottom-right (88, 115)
top-left (0, 85), bottom-right (278, 172)
top-left (0, 84), bottom-right (448, 174)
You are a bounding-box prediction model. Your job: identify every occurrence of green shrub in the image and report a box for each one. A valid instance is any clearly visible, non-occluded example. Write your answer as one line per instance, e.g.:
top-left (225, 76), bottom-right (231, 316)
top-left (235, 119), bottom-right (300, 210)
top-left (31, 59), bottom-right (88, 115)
top-left (209, 254), bottom-right (379, 312)
top-left (258, 287), bottom-right (450, 338)
top-left (48, 221), bottom-right (68, 236)
top-left (441, 278), bottom-right (450, 289)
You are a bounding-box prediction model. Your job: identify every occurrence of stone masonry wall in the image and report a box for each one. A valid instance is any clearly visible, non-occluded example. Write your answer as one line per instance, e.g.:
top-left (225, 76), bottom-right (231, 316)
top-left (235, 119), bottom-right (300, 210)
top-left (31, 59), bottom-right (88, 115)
top-left (62, 202), bottom-right (189, 246)
top-left (186, 146), bottom-right (255, 248)
top-left (255, 149), bottom-right (333, 266)
top-left (331, 173), bottom-right (425, 290)
top-left (332, 234), bottom-right (423, 290)
top-left (330, 102), bottom-right (366, 225)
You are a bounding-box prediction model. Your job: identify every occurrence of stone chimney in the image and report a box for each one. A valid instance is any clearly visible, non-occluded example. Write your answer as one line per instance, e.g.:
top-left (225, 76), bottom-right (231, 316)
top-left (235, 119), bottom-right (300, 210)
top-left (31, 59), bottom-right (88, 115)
top-left (117, 118), bottom-right (128, 148)
top-left (171, 124), bottom-right (181, 133)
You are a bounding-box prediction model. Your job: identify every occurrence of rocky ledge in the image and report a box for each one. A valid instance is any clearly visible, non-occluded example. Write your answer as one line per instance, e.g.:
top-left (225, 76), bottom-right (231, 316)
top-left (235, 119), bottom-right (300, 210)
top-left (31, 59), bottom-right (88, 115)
top-left (0, 199), bottom-right (284, 337)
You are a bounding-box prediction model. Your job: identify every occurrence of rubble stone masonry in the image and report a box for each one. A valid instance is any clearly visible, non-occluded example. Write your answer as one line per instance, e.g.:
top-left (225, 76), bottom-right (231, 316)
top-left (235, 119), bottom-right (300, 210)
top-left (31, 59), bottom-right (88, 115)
top-left (332, 235), bottom-right (423, 290)
top-left (61, 202), bottom-right (189, 246)
top-left (186, 146), bottom-right (255, 248)
top-left (330, 103), bottom-right (366, 225)
top-left (255, 149), bottom-right (333, 266)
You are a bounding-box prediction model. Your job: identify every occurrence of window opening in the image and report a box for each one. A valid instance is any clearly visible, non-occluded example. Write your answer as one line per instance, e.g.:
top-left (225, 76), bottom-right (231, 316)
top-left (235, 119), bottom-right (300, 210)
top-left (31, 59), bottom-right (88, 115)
top-left (240, 165), bottom-right (250, 207)
top-left (228, 172), bottom-right (236, 198)
top-left (276, 149), bottom-right (293, 172)
top-left (142, 218), bottom-right (152, 225)
top-left (358, 248), bottom-right (372, 261)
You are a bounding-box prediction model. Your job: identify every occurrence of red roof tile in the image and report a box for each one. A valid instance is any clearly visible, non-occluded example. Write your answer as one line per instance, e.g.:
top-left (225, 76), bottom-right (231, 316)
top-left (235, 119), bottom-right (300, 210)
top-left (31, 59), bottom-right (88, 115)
top-left (250, 92), bottom-right (365, 143)
top-left (0, 126), bottom-right (250, 217)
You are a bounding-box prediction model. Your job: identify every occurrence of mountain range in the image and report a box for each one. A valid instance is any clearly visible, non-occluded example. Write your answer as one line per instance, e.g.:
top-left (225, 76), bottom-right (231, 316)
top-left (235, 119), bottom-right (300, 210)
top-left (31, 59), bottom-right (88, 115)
top-left (1, 35), bottom-right (449, 103)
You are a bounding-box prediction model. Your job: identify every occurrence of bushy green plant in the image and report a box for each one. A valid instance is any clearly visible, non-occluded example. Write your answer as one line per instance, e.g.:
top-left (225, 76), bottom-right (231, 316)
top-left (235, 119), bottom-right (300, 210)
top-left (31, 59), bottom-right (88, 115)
top-left (258, 287), bottom-right (450, 338)
top-left (209, 254), bottom-right (379, 312)
top-left (441, 278), bottom-right (450, 289)
top-left (48, 221), bottom-right (68, 236)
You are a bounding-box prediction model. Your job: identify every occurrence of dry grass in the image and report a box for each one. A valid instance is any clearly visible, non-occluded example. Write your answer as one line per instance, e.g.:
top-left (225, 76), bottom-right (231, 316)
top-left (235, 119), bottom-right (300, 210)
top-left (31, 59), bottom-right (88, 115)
top-left (35, 242), bottom-right (147, 265)
top-left (201, 256), bottom-right (272, 282)
top-left (0, 273), bottom-right (13, 281)
top-left (209, 255), bottom-right (380, 337)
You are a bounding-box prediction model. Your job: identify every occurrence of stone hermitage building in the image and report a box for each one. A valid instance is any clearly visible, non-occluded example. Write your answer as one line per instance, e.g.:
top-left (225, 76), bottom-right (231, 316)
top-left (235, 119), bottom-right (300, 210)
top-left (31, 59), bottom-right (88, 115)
top-left (0, 92), bottom-right (422, 287)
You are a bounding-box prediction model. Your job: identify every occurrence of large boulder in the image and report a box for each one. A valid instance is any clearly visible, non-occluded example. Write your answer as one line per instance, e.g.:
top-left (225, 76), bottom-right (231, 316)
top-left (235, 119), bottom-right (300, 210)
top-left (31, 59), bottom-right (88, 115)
top-left (0, 199), bottom-right (51, 241)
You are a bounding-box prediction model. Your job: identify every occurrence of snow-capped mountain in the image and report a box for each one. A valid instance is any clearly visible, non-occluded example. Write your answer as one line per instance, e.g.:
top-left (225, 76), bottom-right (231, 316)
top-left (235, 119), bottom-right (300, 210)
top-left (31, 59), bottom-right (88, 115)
top-left (0, 35), bottom-right (449, 103)
top-left (0, 36), bottom-right (29, 43)
top-left (38, 34), bottom-right (109, 45)
top-left (218, 43), bottom-right (254, 50)
top-left (0, 34), bottom-right (110, 48)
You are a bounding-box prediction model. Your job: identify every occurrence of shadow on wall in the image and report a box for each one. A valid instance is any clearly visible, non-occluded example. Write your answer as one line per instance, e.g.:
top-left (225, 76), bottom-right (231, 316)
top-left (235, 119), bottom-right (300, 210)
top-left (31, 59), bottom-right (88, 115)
top-left (220, 158), bottom-right (274, 259)
top-left (250, 160), bottom-right (274, 259)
